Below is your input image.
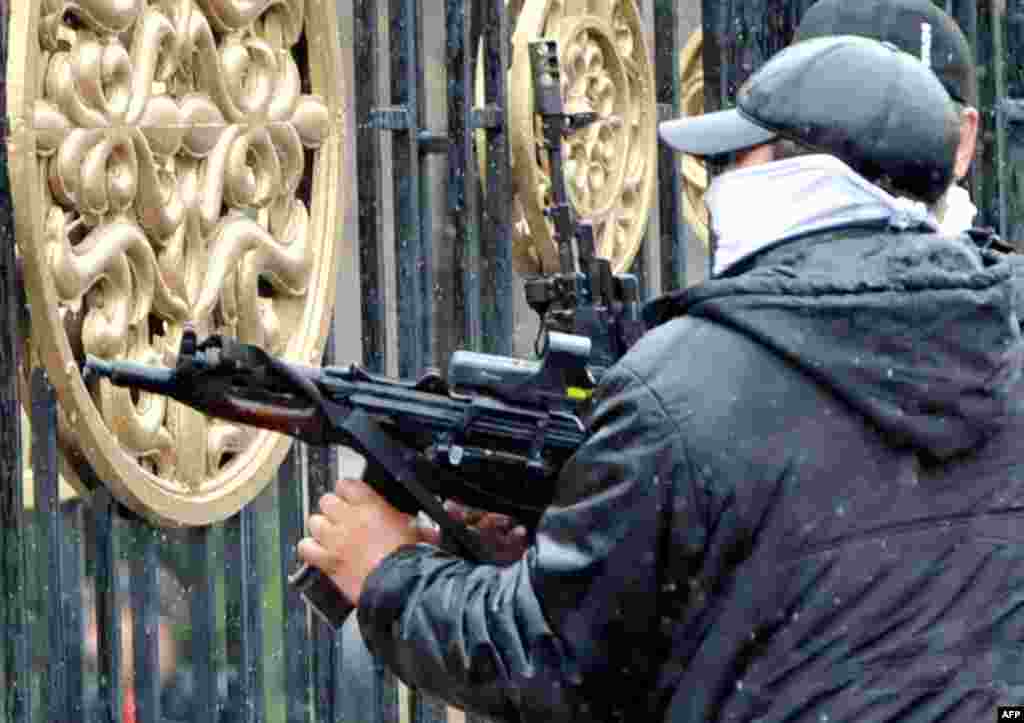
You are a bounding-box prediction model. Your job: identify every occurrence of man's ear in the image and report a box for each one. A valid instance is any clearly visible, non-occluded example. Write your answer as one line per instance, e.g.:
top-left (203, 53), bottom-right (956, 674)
top-left (955, 107), bottom-right (980, 180)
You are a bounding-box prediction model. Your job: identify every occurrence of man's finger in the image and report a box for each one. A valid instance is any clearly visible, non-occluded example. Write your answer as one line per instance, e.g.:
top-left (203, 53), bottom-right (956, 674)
top-left (445, 501), bottom-right (487, 525)
top-left (335, 478), bottom-right (379, 505)
top-left (318, 493), bottom-right (348, 523)
top-left (477, 513), bottom-right (514, 533)
top-left (416, 523), bottom-right (442, 547)
top-left (307, 513), bottom-right (337, 542)
top-left (297, 537), bottom-right (338, 572)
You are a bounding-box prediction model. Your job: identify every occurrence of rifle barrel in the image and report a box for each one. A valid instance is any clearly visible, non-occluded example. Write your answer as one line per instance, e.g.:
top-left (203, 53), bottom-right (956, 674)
top-left (84, 356), bottom-right (177, 395)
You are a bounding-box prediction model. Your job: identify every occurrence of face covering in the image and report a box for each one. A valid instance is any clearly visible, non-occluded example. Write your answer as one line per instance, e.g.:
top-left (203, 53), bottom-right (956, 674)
top-left (937, 184), bottom-right (978, 235)
top-left (704, 154), bottom-right (938, 276)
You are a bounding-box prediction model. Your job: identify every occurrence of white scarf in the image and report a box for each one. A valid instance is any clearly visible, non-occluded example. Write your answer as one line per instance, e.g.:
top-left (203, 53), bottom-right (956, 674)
top-left (704, 154), bottom-right (940, 276)
top-left (937, 184), bottom-right (978, 235)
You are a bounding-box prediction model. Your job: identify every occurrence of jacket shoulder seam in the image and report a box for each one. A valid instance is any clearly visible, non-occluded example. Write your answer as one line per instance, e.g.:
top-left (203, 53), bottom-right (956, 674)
top-left (616, 361), bottom-right (688, 444)
top-left (616, 361), bottom-right (704, 501)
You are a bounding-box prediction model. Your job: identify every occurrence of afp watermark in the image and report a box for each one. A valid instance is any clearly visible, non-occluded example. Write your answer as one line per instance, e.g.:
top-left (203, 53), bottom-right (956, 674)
top-left (999, 706), bottom-right (1024, 720)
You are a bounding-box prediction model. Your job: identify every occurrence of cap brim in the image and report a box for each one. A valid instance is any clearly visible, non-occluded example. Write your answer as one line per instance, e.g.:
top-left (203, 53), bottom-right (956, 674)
top-left (658, 108), bottom-right (777, 156)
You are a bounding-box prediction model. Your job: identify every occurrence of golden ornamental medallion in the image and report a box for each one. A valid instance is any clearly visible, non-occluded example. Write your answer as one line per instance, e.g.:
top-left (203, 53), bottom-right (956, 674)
top-left (7, 0), bottom-right (346, 525)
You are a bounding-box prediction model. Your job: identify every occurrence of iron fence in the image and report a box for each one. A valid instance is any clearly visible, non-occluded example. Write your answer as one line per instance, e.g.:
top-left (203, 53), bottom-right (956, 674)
top-left (7, 1), bottom-right (1015, 722)
top-left (0, 0), bottom-right (689, 719)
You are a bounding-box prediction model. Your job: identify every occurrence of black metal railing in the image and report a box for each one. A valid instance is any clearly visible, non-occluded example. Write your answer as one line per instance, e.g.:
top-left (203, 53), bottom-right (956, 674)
top-left (0, 0), bottom-right (705, 721)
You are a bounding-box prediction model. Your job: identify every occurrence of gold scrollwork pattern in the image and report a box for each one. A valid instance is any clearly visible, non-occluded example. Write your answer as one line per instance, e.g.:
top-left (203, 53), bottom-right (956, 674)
top-left (508, 0), bottom-right (657, 275)
top-left (679, 28), bottom-right (709, 249)
top-left (7, 0), bottom-right (345, 525)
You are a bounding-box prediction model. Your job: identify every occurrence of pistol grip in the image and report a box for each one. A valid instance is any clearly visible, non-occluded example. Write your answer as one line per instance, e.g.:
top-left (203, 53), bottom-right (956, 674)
top-left (288, 563), bottom-right (354, 630)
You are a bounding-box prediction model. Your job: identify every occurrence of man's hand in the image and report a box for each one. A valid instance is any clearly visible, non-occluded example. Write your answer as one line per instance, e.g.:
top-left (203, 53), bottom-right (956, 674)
top-left (297, 479), bottom-right (420, 605)
top-left (417, 501), bottom-right (529, 564)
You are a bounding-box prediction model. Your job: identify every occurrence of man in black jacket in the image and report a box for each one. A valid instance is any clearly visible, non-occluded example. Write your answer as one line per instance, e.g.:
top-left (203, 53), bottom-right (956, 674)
top-left (298, 36), bottom-right (1024, 722)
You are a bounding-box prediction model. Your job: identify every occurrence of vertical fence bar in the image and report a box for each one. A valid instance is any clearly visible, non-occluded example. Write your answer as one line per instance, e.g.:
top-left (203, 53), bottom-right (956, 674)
top-left (405, 9), bottom-right (442, 718)
top-left (31, 368), bottom-right (68, 723)
top-left (91, 483), bottom-right (124, 723)
top-left (481, 0), bottom-right (513, 355)
top-left (465, 3), bottom-right (504, 700)
top-left (226, 507), bottom-right (265, 723)
top-left (391, 0), bottom-right (425, 377)
top-left (131, 520), bottom-right (161, 723)
top-left (414, 7), bottom-right (434, 374)
top-left (655, 0), bottom-right (687, 290)
top-left (0, 2), bottom-right (30, 717)
top-left (991, 0), bottom-right (1009, 240)
top-left (355, 0), bottom-right (387, 375)
top-left (1000, 0), bottom-right (1024, 245)
top-left (990, 0), bottom-right (1024, 244)
top-left (306, 440), bottom-right (341, 722)
top-left (304, 335), bottom-right (344, 723)
top-left (278, 446), bottom-right (312, 723)
top-left (0, 415), bottom-right (30, 723)
top-left (188, 525), bottom-right (220, 723)
top-left (975, 0), bottom-right (999, 230)
top-left (447, 0), bottom-right (483, 351)
top-left (633, 0), bottom-right (661, 299)
top-left (64, 499), bottom-right (86, 720)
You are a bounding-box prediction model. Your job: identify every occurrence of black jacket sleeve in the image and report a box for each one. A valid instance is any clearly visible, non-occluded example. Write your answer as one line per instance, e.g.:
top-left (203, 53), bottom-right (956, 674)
top-left (356, 363), bottom-right (694, 722)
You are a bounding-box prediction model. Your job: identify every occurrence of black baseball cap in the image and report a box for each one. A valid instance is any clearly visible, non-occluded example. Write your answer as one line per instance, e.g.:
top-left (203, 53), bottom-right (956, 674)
top-left (794, 0), bottom-right (977, 106)
top-left (658, 35), bottom-right (960, 203)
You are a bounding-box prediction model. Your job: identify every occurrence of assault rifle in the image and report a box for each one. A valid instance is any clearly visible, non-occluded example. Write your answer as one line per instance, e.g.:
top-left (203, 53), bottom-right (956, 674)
top-left (84, 325), bottom-right (593, 628)
top-left (83, 40), bottom-right (648, 629)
